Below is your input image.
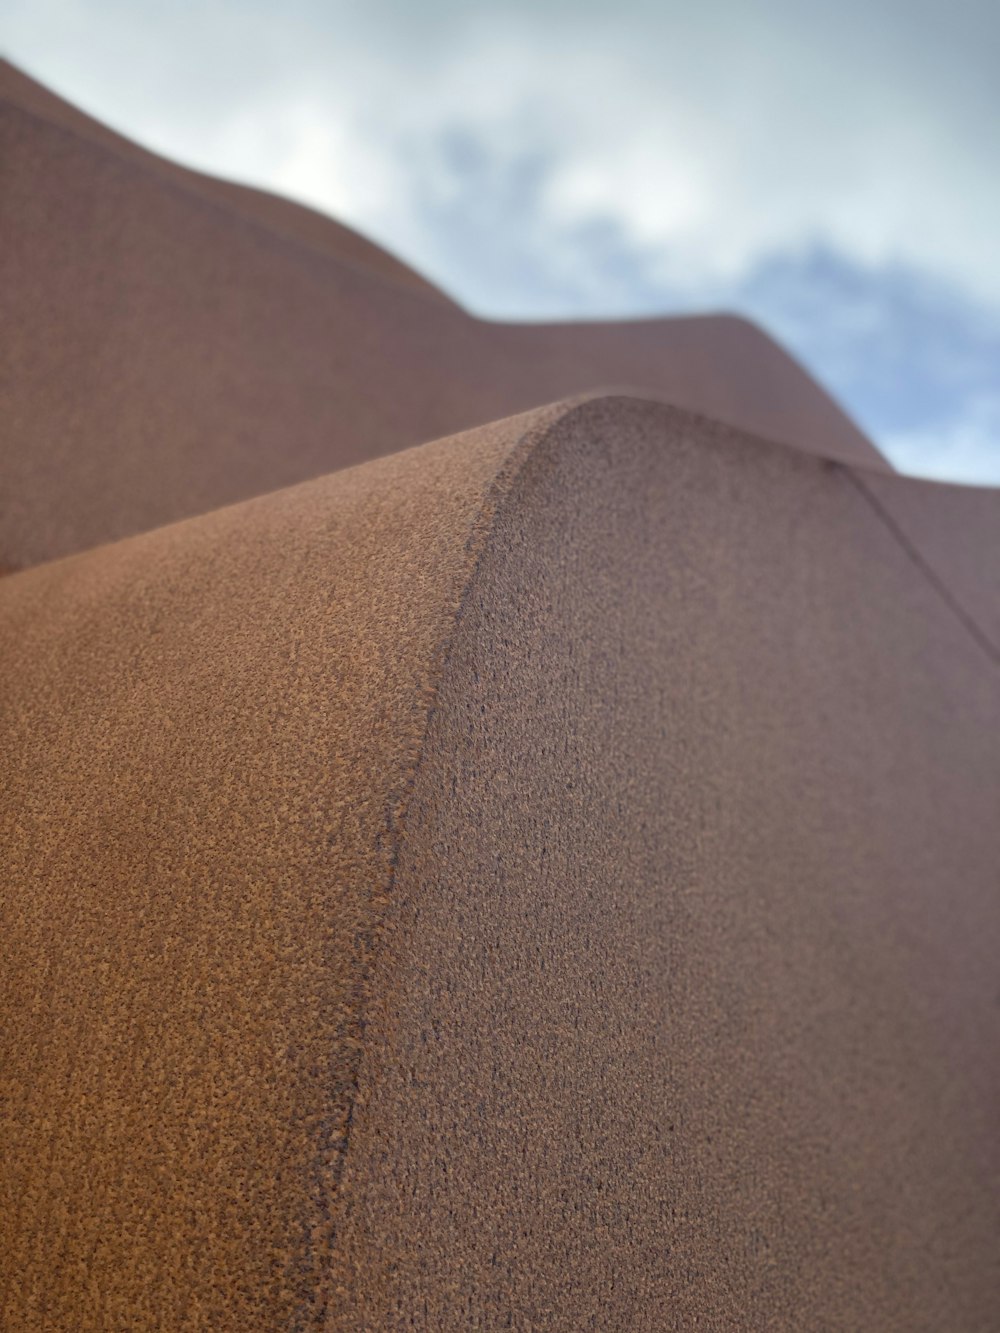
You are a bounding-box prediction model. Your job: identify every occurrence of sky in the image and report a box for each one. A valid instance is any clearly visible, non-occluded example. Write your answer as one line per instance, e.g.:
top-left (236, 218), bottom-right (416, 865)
top-left (4, 0), bottom-right (1000, 483)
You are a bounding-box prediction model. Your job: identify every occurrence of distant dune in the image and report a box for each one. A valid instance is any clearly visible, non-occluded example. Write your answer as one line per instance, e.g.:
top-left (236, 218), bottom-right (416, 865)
top-left (1, 58), bottom-right (883, 571)
top-left (2, 61), bottom-right (998, 1333)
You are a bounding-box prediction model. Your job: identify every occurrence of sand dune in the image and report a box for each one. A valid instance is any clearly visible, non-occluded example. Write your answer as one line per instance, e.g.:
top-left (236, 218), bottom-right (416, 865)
top-left (1, 62), bottom-right (998, 1333)
top-left (2, 58), bottom-right (882, 571)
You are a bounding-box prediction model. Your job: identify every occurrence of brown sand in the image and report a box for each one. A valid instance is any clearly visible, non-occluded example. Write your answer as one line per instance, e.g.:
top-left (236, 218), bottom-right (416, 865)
top-left (2, 63), bottom-right (999, 1333)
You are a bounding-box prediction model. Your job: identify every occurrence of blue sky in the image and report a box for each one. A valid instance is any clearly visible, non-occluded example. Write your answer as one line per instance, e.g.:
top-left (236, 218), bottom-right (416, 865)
top-left (4, 0), bottom-right (999, 482)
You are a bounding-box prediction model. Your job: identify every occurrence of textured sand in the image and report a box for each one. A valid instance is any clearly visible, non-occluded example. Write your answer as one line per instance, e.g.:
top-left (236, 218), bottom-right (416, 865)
top-left (2, 63), bottom-right (998, 1333)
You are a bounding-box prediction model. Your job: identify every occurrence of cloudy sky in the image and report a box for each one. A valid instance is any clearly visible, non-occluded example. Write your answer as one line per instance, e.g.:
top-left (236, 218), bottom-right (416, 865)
top-left (5, 0), bottom-right (1000, 482)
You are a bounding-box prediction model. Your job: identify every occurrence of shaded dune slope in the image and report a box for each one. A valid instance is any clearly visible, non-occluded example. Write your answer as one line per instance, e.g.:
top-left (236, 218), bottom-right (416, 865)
top-left (2, 60), bottom-right (883, 572)
top-left (1, 398), bottom-right (998, 1330)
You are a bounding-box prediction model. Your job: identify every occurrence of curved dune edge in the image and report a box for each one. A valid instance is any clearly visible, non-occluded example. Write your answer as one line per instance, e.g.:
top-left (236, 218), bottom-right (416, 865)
top-left (0, 399), bottom-right (570, 1330)
top-left (1, 396), bottom-right (998, 1329)
top-left (0, 58), bottom-right (452, 306)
